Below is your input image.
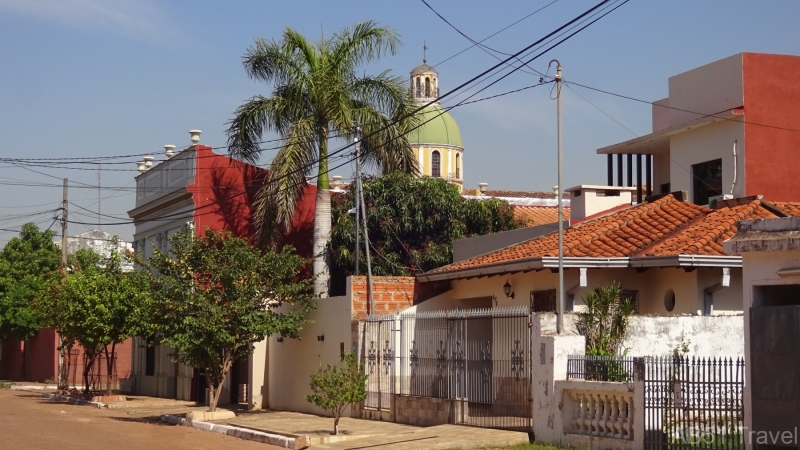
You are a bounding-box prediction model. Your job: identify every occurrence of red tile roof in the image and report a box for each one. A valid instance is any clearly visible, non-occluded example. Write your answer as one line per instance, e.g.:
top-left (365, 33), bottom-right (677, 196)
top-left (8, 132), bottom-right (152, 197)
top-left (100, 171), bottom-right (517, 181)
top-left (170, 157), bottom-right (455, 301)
top-left (482, 189), bottom-right (570, 199)
top-left (773, 201), bottom-right (800, 216)
top-left (430, 194), bottom-right (799, 274)
top-left (514, 206), bottom-right (570, 226)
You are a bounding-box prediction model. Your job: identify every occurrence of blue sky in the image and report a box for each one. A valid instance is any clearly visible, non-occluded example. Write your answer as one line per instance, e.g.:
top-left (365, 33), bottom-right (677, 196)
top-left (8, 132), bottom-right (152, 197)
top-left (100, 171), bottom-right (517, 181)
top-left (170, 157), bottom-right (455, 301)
top-left (1, 0), bottom-right (800, 245)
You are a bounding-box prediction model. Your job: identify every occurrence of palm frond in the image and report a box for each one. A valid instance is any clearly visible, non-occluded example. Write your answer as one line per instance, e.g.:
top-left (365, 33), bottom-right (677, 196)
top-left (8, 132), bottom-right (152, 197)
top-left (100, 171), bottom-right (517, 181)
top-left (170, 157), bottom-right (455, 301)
top-left (244, 37), bottom-right (308, 87)
top-left (265, 117), bottom-right (318, 230)
top-left (330, 21), bottom-right (400, 75)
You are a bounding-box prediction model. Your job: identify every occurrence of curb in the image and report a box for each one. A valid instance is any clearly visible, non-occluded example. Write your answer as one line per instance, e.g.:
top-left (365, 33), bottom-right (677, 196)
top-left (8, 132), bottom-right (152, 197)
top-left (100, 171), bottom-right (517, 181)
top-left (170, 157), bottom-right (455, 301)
top-left (160, 414), bottom-right (301, 449)
top-left (42, 392), bottom-right (106, 409)
top-left (12, 385), bottom-right (79, 391)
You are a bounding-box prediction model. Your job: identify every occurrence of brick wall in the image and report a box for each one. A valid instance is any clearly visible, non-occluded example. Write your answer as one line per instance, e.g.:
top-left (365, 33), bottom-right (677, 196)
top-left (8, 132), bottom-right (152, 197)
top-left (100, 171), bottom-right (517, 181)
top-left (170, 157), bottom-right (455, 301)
top-left (349, 276), bottom-right (416, 319)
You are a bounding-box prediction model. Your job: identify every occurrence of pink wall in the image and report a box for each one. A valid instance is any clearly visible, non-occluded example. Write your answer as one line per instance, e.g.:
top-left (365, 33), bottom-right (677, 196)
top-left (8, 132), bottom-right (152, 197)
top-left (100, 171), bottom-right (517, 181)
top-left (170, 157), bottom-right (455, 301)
top-left (743, 53), bottom-right (800, 202)
top-left (188, 145), bottom-right (316, 257)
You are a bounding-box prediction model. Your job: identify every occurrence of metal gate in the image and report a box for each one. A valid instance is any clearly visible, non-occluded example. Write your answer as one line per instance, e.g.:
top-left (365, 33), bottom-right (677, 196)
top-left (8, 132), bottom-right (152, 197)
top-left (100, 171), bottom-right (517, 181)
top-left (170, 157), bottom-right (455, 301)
top-left (364, 306), bottom-right (532, 431)
top-left (362, 317), bottom-right (395, 411)
top-left (750, 305), bottom-right (800, 450)
top-left (643, 355), bottom-right (744, 449)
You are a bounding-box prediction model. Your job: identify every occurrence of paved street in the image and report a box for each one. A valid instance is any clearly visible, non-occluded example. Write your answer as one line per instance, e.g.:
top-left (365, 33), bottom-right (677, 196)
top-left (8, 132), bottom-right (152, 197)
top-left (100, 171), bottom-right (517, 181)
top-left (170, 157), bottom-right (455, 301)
top-left (0, 390), bottom-right (282, 450)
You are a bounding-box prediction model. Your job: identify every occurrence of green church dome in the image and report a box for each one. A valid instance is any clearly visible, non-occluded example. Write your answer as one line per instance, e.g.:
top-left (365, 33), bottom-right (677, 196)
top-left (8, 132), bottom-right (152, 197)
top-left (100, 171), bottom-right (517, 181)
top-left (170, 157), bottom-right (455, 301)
top-left (408, 104), bottom-right (463, 148)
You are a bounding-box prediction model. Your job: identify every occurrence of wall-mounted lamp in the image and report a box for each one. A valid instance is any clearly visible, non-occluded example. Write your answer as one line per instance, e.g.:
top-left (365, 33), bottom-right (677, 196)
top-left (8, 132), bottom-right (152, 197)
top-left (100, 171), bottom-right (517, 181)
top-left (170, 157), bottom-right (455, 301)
top-left (317, 335), bottom-right (325, 341)
top-left (277, 336), bottom-right (284, 343)
top-left (503, 280), bottom-right (515, 299)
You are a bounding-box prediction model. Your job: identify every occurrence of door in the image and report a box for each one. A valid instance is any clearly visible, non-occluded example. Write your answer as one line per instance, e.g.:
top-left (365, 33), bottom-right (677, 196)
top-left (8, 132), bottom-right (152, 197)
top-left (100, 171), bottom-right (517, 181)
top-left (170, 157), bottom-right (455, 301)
top-left (750, 305), bottom-right (800, 446)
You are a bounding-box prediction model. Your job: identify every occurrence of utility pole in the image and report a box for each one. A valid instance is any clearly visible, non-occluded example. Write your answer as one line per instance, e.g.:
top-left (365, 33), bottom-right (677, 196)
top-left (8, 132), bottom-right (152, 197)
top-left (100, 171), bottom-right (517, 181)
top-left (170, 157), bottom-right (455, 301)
top-left (355, 128), bottom-right (375, 314)
top-left (58, 178), bottom-right (68, 389)
top-left (551, 60), bottom-right (565, 335)
top-left (354, 133), bottom-right (360, 276)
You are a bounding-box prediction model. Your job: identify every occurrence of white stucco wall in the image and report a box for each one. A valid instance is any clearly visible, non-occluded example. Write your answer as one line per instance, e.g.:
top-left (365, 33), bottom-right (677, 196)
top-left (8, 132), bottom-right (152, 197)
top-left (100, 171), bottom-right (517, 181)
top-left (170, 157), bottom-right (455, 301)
top-left (419, 266), bottom-right (740, 317)
top-left (668, 119), bottom-right (745, 203)
top-left (667, 53), bottom-right (743, 127)
top-left (265, 296), bottom-right (353, 415)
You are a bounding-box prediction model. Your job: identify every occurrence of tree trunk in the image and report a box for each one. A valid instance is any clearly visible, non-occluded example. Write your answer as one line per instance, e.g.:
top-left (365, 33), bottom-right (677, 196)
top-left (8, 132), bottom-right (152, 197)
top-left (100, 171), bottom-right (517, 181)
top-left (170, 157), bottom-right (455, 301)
top-left (313, 129), bottom-right (331, 297)
top-left (333, 414), bottom-right (340, 435)
top-left (103, 342), bottom-right (116, 396)
top-left (83, 351), bottom-right (98, 394)
top-left (207, 351), bottom-right (234, 412)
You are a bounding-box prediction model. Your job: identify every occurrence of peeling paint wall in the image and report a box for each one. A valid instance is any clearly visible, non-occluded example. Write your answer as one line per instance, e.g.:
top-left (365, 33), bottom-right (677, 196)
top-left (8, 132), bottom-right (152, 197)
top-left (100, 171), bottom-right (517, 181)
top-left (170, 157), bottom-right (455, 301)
top-left (537, 312), bottom-right (744, 357)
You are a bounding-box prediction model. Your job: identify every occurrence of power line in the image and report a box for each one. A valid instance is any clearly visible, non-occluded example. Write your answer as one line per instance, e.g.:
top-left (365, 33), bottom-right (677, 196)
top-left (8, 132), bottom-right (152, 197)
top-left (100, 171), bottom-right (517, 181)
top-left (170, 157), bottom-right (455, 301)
top-left (59, 0), bottom-right (623, 228)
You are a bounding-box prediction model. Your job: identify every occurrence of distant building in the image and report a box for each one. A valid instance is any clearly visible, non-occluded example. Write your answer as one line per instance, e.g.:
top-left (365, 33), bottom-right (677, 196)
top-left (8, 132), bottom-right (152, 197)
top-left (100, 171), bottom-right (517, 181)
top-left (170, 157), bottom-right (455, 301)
top-left (408, 60), bottom-right (465, 192)
top-left (599, 52), bottom-right (800, 205)
top-left (57, 229), bottom-right (133, 271)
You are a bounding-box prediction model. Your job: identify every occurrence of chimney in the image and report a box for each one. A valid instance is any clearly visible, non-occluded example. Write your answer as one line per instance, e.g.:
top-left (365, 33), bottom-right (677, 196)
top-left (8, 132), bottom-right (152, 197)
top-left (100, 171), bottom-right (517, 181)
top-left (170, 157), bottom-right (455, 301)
top-left (565, 185), bottom-right (635, 222)
top-left (189, 130), bottom-right (202, 145)
top-left (164, 145), bottom-right (176, 158)
top-left (478, 182), bottom-right (488, 196)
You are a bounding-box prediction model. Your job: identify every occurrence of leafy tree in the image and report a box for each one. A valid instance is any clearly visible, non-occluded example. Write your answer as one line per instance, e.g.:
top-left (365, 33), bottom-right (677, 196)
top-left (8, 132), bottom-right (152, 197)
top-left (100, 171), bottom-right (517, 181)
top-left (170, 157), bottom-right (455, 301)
top-left (329, 172), bottom-right (520, 294)
top-left (0, 223), bottom-right (61, 341)
top-left (306, 351), bottom-right (367, 435)
top-left (143, 229), bottom-right (315, 412)
top-left (226, 21), bottom-right (419, 297)
top-left (579, 281), bottom-right (636, 356)
top-left (39, 247), bottom-right (151, 394)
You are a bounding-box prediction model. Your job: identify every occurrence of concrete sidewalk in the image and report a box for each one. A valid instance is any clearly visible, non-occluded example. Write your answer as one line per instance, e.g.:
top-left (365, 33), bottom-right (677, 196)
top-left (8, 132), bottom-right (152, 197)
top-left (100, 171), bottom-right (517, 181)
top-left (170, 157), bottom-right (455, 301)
top-left (217, 410), bottom-right (529, 449)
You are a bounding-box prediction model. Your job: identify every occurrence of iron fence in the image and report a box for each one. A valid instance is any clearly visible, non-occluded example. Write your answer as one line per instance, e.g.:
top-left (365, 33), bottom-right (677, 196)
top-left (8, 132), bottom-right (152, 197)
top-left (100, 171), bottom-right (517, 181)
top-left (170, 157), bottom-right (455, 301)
top-left (644, 356), bottom-right (744, 450)
top-left (66, 350), bottom-right (118, 392)
top-left (566, 354), bottom-right (635, 382)
top-left (364, 306), bottom-right (532, 432)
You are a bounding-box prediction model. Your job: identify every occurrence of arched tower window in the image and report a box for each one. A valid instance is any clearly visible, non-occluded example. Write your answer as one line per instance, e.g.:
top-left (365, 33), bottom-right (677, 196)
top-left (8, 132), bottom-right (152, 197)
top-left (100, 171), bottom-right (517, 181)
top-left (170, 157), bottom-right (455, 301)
top-left (415, 77), bottom-right (421, 98)
top-left (425, 77), bottom-right (431, 97)
top-left (455, 153), bottom-right (461, 179)
top-left (431, 151), bottom-right (441, 178)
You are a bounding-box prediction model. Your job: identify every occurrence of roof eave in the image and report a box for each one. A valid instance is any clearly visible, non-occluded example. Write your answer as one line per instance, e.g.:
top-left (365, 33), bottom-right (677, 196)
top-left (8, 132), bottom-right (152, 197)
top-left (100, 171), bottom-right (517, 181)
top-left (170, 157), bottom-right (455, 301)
top-left (630, 255), bottom-right (742, 268)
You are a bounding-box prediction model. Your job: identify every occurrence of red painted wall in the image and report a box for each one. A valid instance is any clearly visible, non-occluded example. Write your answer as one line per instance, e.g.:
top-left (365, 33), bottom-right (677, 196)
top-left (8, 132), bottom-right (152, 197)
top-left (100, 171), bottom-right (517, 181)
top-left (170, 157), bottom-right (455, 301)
top-left (0, 331), bottom-right (132, 385)
top-left (188, 145), bottom-right (316, 257)
top-left (0, 339), bottom-right (24, 380)
top-left (743, 53), bottom-right (800, 201)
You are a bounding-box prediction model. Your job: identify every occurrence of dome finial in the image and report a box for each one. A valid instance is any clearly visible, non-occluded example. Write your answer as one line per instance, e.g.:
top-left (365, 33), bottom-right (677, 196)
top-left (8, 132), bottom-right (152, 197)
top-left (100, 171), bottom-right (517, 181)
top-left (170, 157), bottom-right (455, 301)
top-left (423, 41), bottom-right (428, 64)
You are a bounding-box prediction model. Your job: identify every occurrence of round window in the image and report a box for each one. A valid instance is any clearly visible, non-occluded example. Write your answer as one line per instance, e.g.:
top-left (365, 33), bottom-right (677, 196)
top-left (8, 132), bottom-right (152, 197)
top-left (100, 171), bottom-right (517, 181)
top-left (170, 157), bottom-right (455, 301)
top-left (664, 289), bottom-right (676, 312)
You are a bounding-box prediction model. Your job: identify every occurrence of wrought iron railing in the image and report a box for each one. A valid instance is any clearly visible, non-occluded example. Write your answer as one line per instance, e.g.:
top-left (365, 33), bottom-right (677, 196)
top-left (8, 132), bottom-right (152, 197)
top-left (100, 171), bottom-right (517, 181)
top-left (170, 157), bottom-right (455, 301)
top-left (643, 356), bottom-right (744, 450)
top-left (566, 354), bottom-right (635, 382)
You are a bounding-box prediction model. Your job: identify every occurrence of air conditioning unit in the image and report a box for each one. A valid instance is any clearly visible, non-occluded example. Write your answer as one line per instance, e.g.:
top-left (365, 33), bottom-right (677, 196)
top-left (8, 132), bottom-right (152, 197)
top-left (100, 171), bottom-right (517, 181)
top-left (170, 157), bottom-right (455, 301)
top-left (708, 194), bottom-right (733, 207)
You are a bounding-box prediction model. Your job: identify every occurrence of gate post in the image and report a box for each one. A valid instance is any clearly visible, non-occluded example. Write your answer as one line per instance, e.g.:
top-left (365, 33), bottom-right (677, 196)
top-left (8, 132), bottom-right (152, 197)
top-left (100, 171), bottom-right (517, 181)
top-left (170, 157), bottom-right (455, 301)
top-left (531, 333), bottom-right (585, 444)
top-left (633, 357), bottom-right (645, 449)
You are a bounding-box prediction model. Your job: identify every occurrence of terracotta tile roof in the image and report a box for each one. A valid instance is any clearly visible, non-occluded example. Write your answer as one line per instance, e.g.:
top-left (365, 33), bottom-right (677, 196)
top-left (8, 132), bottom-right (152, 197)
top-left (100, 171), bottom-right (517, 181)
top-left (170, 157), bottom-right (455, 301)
top-left (481, 189), bottom-right (570, 199)
top-left (773, 201), bottom-right (800, 216)
top-left (514, 205), bottom-right (570, 226)
top-left (431, 194), bottom-right (794, 274)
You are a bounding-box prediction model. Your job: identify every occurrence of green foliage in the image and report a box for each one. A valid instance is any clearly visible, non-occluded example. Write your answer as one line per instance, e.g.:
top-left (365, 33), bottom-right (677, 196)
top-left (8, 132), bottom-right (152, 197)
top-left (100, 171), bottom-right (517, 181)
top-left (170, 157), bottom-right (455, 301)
top-left (0, 223), bottom-right (61, 341)
top-left (579, 281), bottom-right (636, 356)
top-left (305, 351), bottom-right (367, 435)
top-left (226, 21), bottom-right (419, 247)
top-left (143, 228), bottom-right (315, 411)
top-left (0, 381), bottom-right (11, 390)
top-left (39, 247), bottom-right (151, 393)
top-left (329, 172), bottom-right (520, 294)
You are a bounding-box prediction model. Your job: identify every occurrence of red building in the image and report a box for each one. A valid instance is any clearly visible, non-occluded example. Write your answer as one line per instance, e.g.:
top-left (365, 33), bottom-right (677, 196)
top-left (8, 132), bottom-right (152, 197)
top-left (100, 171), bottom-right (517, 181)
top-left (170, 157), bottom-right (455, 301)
top-left (0, 132), bottom-right (315, 392)
top-left (126, 132), bottom-right (315, 402)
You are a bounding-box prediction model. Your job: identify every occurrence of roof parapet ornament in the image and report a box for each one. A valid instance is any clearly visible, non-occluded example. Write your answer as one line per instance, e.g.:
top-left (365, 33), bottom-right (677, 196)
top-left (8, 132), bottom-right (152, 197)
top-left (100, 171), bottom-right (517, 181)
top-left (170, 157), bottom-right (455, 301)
top-left (164, 145), bottom-right (176, 158)
top-left (189, 130), bottom-right (202, 145)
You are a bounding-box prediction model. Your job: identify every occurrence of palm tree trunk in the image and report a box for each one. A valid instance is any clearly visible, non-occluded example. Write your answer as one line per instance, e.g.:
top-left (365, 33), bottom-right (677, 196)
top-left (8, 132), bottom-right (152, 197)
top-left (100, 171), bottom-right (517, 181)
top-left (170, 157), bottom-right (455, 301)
top-left (313, 128), bottom-right (331, 297)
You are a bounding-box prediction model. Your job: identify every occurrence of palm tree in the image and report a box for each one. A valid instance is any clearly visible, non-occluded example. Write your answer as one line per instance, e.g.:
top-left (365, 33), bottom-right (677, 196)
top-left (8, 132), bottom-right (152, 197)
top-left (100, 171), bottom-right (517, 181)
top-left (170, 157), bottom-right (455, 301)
top-left (227, 21), bottom-right (418, 297)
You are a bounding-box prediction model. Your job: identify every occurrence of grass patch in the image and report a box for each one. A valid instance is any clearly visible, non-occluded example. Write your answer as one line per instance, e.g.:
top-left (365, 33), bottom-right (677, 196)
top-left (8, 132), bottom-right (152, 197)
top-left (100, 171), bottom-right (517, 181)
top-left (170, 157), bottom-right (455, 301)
top-left (0, 381), bottom-right (12, 390)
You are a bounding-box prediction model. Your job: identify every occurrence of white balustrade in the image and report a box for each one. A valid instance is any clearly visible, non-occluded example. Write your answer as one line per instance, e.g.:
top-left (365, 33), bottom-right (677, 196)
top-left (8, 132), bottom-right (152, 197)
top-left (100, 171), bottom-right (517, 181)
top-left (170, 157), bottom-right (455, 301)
top-left (567, 389), bottom-right (634, 440)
